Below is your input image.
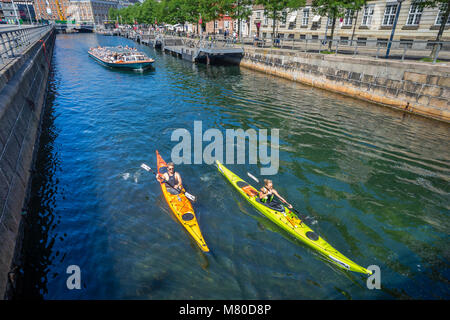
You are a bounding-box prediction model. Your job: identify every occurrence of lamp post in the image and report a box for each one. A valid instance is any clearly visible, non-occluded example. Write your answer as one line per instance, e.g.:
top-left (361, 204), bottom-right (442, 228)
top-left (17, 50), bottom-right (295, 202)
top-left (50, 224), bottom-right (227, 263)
top-left (25, 0), bottom-right (35, 25)
top-left (324, 15), bottom-right (329, 43)
top-left (10, 0), bottom-right (21, 28)
top-left (35, 0), bottom-right (43, 24)
top-left (385, 0), bottom-right (404, 59)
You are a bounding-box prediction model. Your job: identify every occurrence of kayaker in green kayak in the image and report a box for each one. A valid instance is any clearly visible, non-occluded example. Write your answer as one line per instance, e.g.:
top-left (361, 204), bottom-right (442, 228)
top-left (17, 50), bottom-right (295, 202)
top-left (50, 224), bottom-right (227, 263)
top-left (259, 179), bottom-right (293, 209)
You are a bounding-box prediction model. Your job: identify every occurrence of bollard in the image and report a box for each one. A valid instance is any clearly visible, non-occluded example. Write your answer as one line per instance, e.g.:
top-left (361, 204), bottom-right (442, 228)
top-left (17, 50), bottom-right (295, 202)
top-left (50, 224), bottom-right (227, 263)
top-left (432, 43), bottom-right (441, 64)
top-left (402, 46), bottom-right (407, 61)
top-left (353, 43), bottom-right (358, 57)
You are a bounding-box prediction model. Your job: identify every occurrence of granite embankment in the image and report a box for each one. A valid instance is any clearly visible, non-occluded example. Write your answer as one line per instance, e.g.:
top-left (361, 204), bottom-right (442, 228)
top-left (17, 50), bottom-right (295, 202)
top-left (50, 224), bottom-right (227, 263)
top-left (0, 27), bottom-right (56, 299)
top-left (240, 47), bottom-right (450, 123)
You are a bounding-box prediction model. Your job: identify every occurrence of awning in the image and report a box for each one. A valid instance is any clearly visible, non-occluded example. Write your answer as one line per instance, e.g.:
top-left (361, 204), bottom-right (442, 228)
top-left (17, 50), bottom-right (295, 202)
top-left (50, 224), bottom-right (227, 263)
top-left (288, 11), bottom-right (298, 23)
top-left (312, 15), bottom-right (321, 23)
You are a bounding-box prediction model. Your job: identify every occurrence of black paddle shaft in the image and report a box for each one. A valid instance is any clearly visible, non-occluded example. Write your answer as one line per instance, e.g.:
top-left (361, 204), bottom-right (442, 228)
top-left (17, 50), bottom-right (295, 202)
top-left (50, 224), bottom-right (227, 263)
top-left (146, 165), bottom-right (182, 192)
top-left (248, 172), bottom-right (304, 219)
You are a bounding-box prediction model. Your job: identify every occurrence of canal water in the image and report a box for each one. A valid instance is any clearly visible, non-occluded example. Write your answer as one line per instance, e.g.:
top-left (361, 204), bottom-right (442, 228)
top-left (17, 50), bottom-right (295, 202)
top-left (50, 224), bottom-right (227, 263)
top-left (14, 33), bottom-right (449, 299)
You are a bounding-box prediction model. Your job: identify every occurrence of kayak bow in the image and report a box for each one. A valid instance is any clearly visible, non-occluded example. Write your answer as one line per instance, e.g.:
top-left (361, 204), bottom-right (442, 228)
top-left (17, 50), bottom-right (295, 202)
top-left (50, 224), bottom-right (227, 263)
top-left (216, 160), bottom-right (371, 275)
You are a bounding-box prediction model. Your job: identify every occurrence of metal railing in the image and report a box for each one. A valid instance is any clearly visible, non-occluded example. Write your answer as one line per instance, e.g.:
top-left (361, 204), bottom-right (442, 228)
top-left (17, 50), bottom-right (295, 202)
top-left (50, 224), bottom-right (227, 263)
top-left (238, 36), bottom-right (449, 64)
top-left (118, 28), bottom-right (449, 64)
top-left (126, 29), bottom-right (242, 49)
top-left (0, 24), bottom-right (53, 68)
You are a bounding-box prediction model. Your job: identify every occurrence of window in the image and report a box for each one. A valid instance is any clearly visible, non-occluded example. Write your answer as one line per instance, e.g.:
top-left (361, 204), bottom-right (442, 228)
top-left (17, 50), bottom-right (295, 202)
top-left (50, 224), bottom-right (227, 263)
top-left (357, 37), bottom-right (367, 46)
top-left (426, 40), bottom-right (437, 49)
top-left (340, 36), bottom-right (349, 45)
top-left (281, 11), bottom-right (287, 25)
top-left (311, 15), bottom-right (321, 28)
top-left (224, 21), bottom-right (229, 28)
top-left (327, 16), bottom-right (333, 26)
top-left (407, 2), bottom-right (423, 25)
top-left (288, 10), bottom-right (298, 29)
top-left (361, 4), bottom-right (375, 26)
top-left (256, 11), bottom-right (261, 19)
top-left (302, 8), bottom-right (309, 26)
top-left (264, 15), bottom-right (268, 26)
top-left (400, 39), bottom-right (413, 48)
top-left (382, 3), bottom-right (398, 26)
top-left (311, 35), bottom-right (318, 42)
top-left (288, 34), bottom-right (294, 39)
top-left (435, 3), bottom-right (450, 25)
top-left (300, 34), bottom-right (306, 39)
top-left (343, 9), bottom-right (354, 26)
top-left (377, 38), bottom-right (388, 47)
top-left (214, 20), bottom-right (218, 29)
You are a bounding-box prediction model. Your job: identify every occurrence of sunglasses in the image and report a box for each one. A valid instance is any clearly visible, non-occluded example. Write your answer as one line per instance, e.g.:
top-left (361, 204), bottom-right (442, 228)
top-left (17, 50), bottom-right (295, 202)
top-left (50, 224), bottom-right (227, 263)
top-left (168, 167), bottom-right (174, 170)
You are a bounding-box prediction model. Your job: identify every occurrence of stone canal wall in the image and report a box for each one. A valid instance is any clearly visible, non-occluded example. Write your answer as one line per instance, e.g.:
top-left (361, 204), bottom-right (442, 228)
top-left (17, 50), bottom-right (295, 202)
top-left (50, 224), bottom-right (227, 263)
top-left (240, 47), bottom-right (450, 123)
top-left (0, 27), bottom-right (56, 298)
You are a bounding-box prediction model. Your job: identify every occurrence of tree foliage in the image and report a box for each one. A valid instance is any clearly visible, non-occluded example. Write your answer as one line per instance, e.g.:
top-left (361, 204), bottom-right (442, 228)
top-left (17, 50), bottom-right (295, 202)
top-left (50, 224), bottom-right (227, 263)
top-left (418, 0), bottom-right (450, 57)
top-left (312, 0), bottom-right (366, 49)
top-left (256, 0), bottom-right (305, 42)
top-left (109, 0), bottom-right (258, 36)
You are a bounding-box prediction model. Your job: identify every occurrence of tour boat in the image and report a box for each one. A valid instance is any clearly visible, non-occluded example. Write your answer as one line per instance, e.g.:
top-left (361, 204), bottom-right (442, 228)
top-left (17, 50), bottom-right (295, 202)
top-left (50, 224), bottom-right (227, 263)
top-left (88, 46), bottom-right (154, 70)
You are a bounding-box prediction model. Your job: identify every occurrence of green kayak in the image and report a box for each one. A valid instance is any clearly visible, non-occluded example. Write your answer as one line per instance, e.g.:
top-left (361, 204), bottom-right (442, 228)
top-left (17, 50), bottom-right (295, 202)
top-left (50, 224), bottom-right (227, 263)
top-left (216, 160), bottom-right (371, 275)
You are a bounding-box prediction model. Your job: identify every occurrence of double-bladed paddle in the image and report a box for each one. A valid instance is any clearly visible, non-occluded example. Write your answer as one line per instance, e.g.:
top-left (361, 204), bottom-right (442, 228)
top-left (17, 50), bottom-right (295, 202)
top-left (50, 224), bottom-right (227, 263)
top-left (141, 163), bottom-right (196, 202)
top-left (247, 171), bottom-right (303, 225)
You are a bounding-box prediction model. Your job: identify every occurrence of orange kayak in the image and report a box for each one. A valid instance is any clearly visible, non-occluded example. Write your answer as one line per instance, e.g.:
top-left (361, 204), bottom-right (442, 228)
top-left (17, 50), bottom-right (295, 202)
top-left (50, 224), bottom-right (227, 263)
top-left (156, 150), bottom-right (209, 252)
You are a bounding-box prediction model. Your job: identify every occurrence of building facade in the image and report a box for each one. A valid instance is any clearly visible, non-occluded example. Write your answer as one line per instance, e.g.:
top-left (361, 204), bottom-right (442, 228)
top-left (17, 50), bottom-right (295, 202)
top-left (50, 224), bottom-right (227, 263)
top-left (0, 2), bottom-right (4, 22)
top-left (0, 1), bottom-right (18, 24)
top-left (1, 0), bottom-right (36, 24)
top-left (205, 15), bottom-right (235, 35)
top-left (33, 0), bottom-right (70, 21)
top-left (249, 0), bottom-right (450, 43)
top-left (34, 0), bottom-right (117, 24)
top-left (65, 0), bottom-right (93, 23)
top-left (90, 0), bottom-right (117, 25)
top-left (117, 0), bottom-right (133, 9)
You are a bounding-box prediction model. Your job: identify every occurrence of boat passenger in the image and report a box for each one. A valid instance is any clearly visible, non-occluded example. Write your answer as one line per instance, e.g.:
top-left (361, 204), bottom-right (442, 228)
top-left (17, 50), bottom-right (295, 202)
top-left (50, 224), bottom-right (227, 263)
top-left (259, 179), bottom-right (292, 209)
top-left (160, 162), bottom-right (183, 194)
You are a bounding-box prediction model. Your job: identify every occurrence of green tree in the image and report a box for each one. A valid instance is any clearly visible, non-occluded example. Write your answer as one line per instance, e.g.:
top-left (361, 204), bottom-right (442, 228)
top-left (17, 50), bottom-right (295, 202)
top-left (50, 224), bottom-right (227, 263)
top-left (139, 0), bottom-right (158, 24)
top-left (108, 7), bottom-right (119, 22)
top-left (257, 0), bottom-right (306, 44)
top-left (200, 0), bottom-right (226, 34)
top-left (312, 0), bottom-right (366, 50)
top-left (130, 3), bottom-right (141, 24)
top-left (419, 0), bottom-right (450, 59)
top-left (224, 0), bottom-right (253, 37)
top-left (165, 0), bottom-right (188, 25)
top-left (183, 0), bottom-right (203, 33)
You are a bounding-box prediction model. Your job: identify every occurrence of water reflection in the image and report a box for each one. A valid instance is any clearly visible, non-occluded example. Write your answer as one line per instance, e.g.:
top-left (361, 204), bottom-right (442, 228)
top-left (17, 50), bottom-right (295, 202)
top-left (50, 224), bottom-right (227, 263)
top-left (13, 68), bottom-right (61, 299)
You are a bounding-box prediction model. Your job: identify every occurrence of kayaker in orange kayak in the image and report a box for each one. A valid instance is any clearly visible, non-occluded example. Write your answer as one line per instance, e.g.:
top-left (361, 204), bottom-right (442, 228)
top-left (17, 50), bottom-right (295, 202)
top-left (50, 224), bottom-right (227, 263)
top-left (259, 179), bottom-right (293, 209)
top-left (159, 162), bottom-right (183, 195)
